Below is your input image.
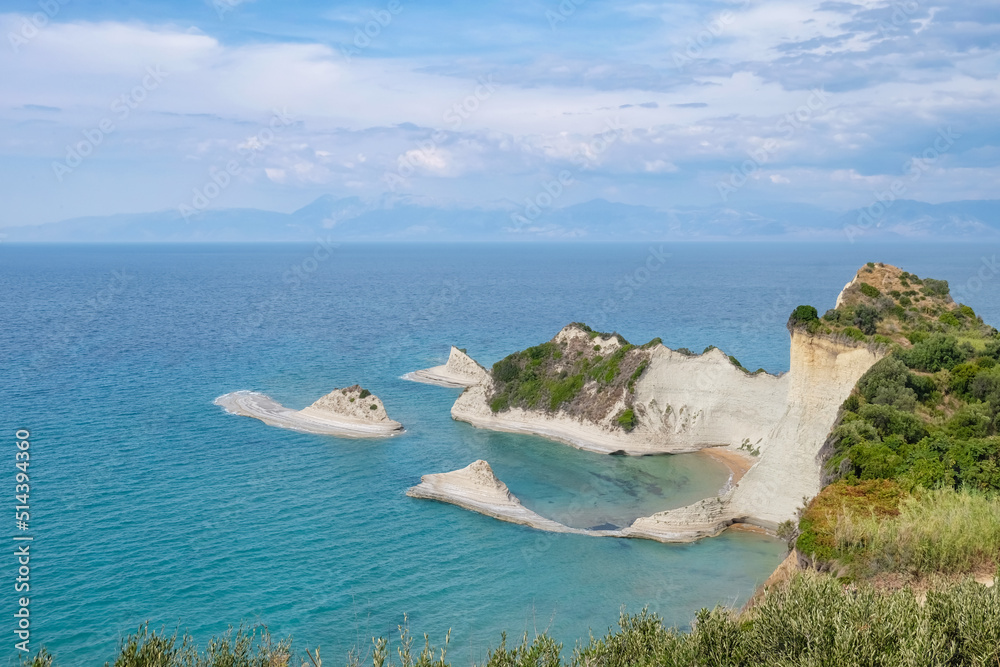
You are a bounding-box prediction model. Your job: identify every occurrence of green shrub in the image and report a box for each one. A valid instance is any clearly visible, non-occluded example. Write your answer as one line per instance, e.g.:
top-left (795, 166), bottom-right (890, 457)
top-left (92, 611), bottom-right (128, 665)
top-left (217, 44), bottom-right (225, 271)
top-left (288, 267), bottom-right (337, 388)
top-left (617, 409), bottom-right (637, 432)
top-left (906, 373), bottom-right (937, 402)
top-left (485, 633), bottom-right (562, 667)
top-left (797, 480), bottom-right (905, 563)
top-left (900, 334), bottom-right (968, 372)
top-left (370, 404), bottom-right (378, 410)
top-left (843, 327), bottom-right (867, 342)
top-left (547, 374), bottom-right (584, 411)
top-left (940, 312), bottom-right (961, 327)
top-left (857, 403), bottom-right (927, 443)
top-left (359, 389), bottom-right (371, 399)
top-left (627, 360), bottom-right (649, 392)
top-left (789, 305), bottom-right (819, 326)
top-left (921, 278), bottom-right (950, 296)
top-left (858, 357), bottom-right (910, 402)
top-left (493, 358), bottom-right (521, 383)
top-left (859, 282), bottom-right (881, 298)
top-left (99, 623), bottom-right (290, 667)
top-left (853, 304), bottom-right (881, 335)
top-left (949, 363), bottom-right (981, 397)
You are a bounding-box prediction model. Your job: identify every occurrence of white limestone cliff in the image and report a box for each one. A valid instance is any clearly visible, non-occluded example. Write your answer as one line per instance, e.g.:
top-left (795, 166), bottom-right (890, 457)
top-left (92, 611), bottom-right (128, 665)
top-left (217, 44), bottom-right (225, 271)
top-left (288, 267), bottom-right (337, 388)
top-left (428, 274), bottom-right (887, 537)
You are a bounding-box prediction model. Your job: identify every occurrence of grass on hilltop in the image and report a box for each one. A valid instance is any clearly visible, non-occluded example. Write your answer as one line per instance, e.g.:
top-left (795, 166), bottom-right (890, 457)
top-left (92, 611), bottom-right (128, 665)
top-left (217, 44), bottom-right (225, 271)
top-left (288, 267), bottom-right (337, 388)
top-left (795, 482), bottom-right (1000, 578)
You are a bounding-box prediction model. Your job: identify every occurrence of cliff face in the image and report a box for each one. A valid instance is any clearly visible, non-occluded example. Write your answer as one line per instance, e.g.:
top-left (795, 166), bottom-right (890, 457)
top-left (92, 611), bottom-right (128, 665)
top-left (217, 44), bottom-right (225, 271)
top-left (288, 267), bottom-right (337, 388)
top-left (443, 347), bottom-right (490, 384)
top-left (633, 347), bottom-right (789, 453)
top-left (725, 332), bottom-right (885, 528)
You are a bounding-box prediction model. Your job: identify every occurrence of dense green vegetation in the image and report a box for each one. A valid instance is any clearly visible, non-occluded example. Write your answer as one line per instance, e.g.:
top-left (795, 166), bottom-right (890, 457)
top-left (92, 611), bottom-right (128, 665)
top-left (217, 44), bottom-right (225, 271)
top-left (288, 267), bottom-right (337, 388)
top-left (27, 573), bottom-right (1000, 666)
top-left (487, 324), bottom-right (653, 428)
top-left (792, 263), bottom-right (1000, 582)
top-left (826, 339), bottom-right (1000, 489)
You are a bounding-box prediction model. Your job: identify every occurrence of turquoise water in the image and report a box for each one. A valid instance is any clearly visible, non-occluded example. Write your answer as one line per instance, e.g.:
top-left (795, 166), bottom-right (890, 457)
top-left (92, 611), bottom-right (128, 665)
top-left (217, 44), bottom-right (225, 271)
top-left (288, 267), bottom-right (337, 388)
top-left (2, 242), bottom-right (998, 664)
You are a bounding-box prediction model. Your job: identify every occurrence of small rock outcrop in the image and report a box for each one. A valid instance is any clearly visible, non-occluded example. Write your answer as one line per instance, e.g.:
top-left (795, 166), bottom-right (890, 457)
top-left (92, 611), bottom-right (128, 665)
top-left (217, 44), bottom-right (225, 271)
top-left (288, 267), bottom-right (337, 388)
top-left (215, 385), bottom-right (403, 438)
top-left (300, 385), bottom-right (396, 423)
top-left (407, 460), bottom-right (600, 534)
top-left (403, 347), bottom-right (489, 388)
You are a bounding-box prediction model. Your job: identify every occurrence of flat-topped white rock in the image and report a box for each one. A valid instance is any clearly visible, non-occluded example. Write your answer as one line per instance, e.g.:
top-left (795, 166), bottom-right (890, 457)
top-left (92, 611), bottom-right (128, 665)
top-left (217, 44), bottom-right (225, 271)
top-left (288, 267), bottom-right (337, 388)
top-left (408, 460), bottom-right (621, 536)
top-left (215, 385), bottom-right (403, 438)
top-left (403, 346), bottom-right (489, 388)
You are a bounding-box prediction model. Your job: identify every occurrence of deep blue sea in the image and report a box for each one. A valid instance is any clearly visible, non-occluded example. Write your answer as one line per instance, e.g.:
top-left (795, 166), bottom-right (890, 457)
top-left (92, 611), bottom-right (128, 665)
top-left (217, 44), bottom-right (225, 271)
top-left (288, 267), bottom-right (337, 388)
top-left (2, 242), bottom-right (999, 665)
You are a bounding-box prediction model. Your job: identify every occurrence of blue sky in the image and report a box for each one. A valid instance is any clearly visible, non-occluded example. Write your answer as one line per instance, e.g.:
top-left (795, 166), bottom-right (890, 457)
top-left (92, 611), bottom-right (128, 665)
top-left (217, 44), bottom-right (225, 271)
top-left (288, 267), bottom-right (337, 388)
top-left (1, 0), bottom-right (998, 226)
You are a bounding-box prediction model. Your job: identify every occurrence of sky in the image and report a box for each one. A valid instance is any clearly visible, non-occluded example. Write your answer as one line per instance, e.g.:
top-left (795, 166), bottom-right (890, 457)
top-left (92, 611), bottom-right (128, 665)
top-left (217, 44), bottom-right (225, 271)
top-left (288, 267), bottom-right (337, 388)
top-left (1, 0), bottom-right (999, 227)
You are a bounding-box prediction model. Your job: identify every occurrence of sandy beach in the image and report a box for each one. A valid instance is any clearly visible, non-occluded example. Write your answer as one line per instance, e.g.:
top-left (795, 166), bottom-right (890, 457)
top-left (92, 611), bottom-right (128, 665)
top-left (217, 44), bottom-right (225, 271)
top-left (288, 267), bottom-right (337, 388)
top-left (700, 447), bottom-right (756, 486)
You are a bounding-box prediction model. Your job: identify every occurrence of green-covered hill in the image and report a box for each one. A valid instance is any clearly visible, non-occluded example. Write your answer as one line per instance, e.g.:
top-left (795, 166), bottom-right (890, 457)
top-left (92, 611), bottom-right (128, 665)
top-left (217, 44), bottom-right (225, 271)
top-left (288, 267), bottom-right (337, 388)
top-left (791, 263), bottom-right (1000, 581)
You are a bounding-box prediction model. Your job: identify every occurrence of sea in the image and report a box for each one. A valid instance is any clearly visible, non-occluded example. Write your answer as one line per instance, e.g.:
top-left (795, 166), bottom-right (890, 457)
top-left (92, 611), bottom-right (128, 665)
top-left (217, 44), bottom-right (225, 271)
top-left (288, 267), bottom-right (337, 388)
top-left (2, 241), bottom-right (998, 665)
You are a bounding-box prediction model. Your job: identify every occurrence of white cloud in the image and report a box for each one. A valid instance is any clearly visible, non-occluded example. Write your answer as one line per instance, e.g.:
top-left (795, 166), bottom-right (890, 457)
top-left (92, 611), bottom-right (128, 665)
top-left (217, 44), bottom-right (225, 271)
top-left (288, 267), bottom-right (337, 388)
top-left (264, 167), bottom-right (286, 182)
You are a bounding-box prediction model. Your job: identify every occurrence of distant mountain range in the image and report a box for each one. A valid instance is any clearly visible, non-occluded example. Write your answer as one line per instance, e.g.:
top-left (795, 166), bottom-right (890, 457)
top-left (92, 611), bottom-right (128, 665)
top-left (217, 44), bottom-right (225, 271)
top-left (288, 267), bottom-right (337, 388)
top-left (4, 196), bottom-right (1000, 242)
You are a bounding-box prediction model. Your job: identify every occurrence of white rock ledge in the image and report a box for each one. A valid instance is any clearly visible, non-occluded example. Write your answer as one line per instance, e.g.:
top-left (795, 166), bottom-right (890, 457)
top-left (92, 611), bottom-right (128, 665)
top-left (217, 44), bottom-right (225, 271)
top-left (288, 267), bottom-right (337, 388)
top-left (407, 459), bottom-right (726, 543)
top-left (215, 387), bottom-right (403, 438)
top-left (403, 347), bottom-right (489, 388)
